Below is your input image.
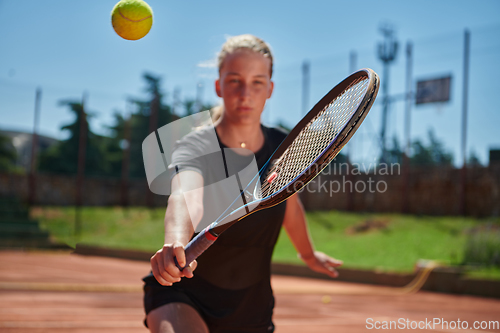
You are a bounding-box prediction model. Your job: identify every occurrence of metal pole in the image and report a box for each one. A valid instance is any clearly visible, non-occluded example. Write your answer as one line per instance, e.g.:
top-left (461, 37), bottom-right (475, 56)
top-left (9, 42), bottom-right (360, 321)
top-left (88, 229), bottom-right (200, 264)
top-left (377, 24), bottom-right (398, 164)
top-left (460, 29), bottom-right (470, 216)
top-left (347, 51), bottom-right (358, 161)
top-left (404, 42), bottom-right (413, 159)
top-left (147, 93), bottom-right (159, 209)
top-left (196, 81), bottom-right (204, 113)
top-left (121, 100), bottom-right (132, 208)
top-left (173, 86), bottom-right (181, 116)
top-left (402, 41), bottom-right (413, 213)
top-left (29, 87), bottom-right (42, 206)
top-left (380, 63), bottom-right (390, 163)
top-left (75, 92), bottom-right (88, 239)
top-left (346, 51), bottom-right (357, 211)
top-left (302, 60), bottom-right (310, 115)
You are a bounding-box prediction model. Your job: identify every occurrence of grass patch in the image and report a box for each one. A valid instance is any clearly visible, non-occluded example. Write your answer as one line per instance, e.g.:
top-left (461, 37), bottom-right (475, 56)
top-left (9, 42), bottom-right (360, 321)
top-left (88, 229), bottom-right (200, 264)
top-left (32, 206), bottom-right (165, 252)
top-left (463, 226), bottom-right (500, 267)
top-left (32, 206), bottom-right (500, 279)
top-left (464, 266), bottom-right (500, 281)
top-left (273, 211), bottom-right (478, 273)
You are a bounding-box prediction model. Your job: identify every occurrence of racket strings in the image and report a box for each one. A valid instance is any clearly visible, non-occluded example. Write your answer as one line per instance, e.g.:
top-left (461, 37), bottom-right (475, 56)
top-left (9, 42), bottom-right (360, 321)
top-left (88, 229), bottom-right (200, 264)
top-left (260, 76), bottom-right (369, 198)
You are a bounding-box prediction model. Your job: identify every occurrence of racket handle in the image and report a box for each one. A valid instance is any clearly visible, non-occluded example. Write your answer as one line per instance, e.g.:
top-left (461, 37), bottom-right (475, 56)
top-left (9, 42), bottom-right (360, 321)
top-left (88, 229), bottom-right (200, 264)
top-left (175, 227), bottom-right (217, 270)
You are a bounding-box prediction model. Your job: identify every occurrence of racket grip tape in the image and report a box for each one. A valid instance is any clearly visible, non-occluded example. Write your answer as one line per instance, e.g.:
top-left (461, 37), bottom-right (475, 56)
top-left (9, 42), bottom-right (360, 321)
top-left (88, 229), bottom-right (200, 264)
top-left (175, 227), bottom-right (217, 270)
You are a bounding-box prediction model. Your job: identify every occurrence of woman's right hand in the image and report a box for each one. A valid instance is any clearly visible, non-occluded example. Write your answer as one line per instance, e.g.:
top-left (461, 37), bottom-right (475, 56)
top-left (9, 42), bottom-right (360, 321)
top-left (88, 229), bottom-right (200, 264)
top-left (150, 241), bottom-right (198, 286)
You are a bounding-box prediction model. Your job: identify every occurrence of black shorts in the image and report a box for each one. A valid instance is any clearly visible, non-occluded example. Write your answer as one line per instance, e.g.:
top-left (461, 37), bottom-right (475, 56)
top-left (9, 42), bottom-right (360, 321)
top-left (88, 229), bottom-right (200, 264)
top-left (143, 273), bottom-right (275, 333)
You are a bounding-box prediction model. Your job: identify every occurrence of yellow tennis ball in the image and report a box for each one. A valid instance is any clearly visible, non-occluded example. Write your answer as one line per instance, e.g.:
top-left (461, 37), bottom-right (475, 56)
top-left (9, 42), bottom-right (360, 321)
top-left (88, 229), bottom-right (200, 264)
top-left (321, 295), bottom-right (331, 304)
top-left (111, 0), bottom-right (153, 41)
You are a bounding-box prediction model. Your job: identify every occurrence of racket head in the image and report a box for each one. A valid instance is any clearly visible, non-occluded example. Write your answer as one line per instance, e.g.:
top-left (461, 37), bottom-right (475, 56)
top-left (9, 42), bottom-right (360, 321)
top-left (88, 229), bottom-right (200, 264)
top-left (255, 68), bottom-right (379, 207)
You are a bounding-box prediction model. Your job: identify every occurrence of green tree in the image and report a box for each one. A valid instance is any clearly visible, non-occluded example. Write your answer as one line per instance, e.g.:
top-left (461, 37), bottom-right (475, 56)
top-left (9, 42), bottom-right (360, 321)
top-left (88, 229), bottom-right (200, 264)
top-left (127, 73), bottom-right (177, 178)
top-left (0, 133), bottom-right (17, 172)
top-left (101, 111), bottom-right (127, 178)
top-left (38, 100), bottom-right (110, 176)
top-left (386, 136), bottom-right (404, 165)
top-left (411, 129), bottom-right (453, 167)
top-left (183, 98), bottom-right (214, 116)
top-left (124, 73), bottom-right (215, 179)
top-left (467, 150), bottom-right (482, 167)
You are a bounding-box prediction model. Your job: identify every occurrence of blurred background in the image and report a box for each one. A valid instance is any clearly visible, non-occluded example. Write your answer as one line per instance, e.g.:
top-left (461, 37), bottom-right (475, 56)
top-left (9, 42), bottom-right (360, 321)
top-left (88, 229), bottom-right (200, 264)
top-left (0, 0), bottom-right (500, 280)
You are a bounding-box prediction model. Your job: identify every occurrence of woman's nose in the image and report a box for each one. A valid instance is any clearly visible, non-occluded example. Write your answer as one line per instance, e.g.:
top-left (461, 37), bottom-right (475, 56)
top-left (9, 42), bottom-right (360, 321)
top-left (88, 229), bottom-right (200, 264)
top-left (239, 83), bottom-right (250, 98)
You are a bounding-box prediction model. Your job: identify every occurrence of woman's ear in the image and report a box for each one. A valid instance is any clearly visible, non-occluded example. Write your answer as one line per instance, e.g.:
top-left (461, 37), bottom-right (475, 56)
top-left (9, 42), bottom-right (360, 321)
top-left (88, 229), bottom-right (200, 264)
top-left (267, 81), bottom-right (274, 99)
top-left (215, 79), bottom-right (222, 98)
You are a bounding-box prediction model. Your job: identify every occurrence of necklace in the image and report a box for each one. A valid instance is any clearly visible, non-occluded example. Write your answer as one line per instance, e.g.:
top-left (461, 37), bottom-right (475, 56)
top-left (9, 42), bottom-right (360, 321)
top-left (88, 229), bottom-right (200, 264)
top-left (240, 142), bottom-right (246, 148)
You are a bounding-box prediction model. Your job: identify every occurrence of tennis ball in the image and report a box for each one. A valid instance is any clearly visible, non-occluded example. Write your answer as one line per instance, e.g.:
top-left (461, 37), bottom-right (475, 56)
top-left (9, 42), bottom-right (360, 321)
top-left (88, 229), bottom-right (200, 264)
top-left (321, 295), bottom-right (331, 304)
top-left (111, 0), bottom-right (153, 41)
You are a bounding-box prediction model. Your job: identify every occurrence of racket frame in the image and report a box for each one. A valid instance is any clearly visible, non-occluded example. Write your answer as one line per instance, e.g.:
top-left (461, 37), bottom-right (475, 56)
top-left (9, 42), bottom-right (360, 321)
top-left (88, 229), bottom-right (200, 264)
top-left (211, 68), bottom-right (379, 235)
top-left (258, 68), bottom-right (379, 208)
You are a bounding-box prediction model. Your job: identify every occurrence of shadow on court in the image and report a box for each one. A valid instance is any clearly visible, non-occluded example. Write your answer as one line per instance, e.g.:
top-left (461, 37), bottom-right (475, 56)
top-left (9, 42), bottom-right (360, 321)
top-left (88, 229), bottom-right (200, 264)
top-left (1, 251), bottom-right (499, 333)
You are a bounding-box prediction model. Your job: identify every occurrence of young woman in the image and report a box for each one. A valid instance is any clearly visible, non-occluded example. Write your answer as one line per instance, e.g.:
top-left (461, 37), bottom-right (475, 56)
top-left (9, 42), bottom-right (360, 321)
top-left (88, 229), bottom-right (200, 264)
top-left (143, 34), bottom-right (343, 333)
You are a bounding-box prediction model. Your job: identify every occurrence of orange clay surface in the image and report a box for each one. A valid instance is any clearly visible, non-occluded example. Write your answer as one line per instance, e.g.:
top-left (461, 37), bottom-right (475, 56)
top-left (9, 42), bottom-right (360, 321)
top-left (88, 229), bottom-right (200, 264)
top-left (1, 250), bottom-right (499, 333)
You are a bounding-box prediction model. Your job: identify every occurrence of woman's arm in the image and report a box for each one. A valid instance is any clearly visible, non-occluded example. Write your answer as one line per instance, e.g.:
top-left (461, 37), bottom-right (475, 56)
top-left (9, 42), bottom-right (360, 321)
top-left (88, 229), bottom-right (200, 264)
top-left (150, 170), bottom-right (204, 286)
top-left (282, 194), bottom-right (343, 278)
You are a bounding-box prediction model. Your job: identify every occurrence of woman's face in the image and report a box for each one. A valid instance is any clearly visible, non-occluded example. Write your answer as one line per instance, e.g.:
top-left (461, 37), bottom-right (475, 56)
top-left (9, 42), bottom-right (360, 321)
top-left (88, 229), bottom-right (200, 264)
top-left (216, 49), bottom-right (274, 125)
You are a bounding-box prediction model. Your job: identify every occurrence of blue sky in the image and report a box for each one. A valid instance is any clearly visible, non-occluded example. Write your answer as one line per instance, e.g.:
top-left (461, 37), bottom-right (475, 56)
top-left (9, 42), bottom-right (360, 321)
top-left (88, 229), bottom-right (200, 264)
top-left (0, 0), bottom-right (499, 165)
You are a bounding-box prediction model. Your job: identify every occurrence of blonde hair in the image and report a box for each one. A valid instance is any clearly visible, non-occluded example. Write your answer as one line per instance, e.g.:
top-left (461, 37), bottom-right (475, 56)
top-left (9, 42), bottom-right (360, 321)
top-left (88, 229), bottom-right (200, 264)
top-left (211, 34), bottom-right (274, 122)
top-left (209, 105), bottom-right (224, 123)
top-left (217, 34), bottom-right (274, 78)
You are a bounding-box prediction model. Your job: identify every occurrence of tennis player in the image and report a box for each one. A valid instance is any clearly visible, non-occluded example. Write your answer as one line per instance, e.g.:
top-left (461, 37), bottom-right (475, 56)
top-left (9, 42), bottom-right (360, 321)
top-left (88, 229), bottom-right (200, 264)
top-left (143, 34), bottom-right (343, 333)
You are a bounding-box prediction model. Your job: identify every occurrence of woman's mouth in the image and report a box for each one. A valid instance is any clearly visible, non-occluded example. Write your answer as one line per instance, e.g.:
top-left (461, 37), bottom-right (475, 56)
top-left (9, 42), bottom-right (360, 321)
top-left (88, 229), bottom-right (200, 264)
top-left (237, 106), bottom-right (252, 112)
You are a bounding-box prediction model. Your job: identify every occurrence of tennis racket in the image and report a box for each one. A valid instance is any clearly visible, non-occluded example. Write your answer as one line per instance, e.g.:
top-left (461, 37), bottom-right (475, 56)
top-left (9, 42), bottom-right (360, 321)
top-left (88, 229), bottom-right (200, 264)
top-left (176, 68), bottom-right (379, 270)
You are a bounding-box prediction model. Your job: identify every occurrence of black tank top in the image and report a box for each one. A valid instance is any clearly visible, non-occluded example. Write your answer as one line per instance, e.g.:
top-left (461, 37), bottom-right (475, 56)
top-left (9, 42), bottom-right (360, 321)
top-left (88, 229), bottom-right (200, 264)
top-left (170, 124), bottom-right (287, 290)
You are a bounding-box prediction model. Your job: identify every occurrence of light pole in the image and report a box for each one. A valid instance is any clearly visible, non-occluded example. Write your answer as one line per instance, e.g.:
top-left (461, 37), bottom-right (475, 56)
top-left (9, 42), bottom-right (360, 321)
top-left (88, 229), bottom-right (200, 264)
top-left (377, 23), bottom-right (398, 164)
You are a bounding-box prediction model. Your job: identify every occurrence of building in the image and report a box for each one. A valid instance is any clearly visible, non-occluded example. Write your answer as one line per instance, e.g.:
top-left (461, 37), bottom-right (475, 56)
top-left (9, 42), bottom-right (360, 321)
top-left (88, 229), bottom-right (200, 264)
top-left (0, 130), bottom-right (58, 171)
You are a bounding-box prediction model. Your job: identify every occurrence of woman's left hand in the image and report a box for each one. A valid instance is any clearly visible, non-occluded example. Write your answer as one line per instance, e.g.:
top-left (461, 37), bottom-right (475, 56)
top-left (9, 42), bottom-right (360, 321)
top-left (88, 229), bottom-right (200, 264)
top-left (300, 251), bottom-right (343, 278)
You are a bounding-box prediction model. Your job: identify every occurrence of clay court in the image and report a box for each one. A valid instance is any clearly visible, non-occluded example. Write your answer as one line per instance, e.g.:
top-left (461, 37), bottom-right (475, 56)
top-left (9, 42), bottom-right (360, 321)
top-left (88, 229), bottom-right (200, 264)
top-left (1, 250), bottom-right (499, 333)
